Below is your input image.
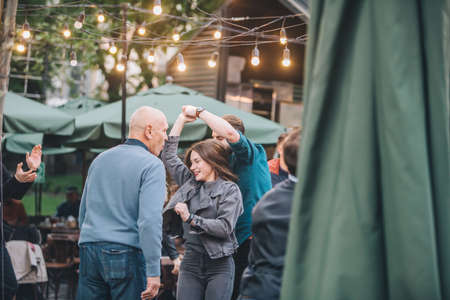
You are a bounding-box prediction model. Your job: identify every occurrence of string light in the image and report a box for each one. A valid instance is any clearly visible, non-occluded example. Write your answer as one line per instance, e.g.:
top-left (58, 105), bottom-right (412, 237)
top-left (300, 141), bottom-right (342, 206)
top-left (251, 45), bottom-right (260, 66)
top-left (97, 10), bottom-right (106, 23)
top-left (74, 12), bottom-right (85, 29)
top-left (214, 25), bottom-right (222, 40)
top-left (172, 29), bottom-right (180, 42)
top-left (70, 51), bottom-right (77, 66)
top-left (280, 28), bottom-right (287, 45)
top-left (137, 24), bottom-right (146, 36)
top-left (281, 46), bottom-right (291, 67)
top-left (153, 0), bottom-right (162, 15)
top-left (116, 60), bottom-right (125, 72)
top-left (177, 53), bottom-right (186, 71)
top-left (21, 22), bottom-right (31, 40)
top-left (62, 24), bottom-right (71, 38)
top-left (108, 43), bottom-right (118, 54)
top-left (208, 51), bottom-right (218, 68)
top-left (147, 48), bottom-right (155, 63)
top-left (15, 41), bottom-right (26, 53)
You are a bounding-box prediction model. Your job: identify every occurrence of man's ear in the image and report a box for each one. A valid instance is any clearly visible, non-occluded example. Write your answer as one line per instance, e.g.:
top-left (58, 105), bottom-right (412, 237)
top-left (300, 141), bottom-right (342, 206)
top-left (145, 124), bottom-right (153, 139)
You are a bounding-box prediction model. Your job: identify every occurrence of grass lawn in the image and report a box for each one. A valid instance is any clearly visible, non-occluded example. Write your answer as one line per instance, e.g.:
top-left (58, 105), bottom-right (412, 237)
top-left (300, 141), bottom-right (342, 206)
top-left (22, 192), bottom-right (65, 216)
top-left (21, 173), bottom-right (83, 216)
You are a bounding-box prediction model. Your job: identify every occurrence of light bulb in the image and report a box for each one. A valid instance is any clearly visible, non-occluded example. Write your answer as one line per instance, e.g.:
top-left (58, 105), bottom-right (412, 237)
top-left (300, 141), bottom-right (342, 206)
top-left (70, 51), bottom-right (77, 66)
top-left (280, 28), bottom-right (287, 45)
top-left (109, 44), bottom-right (118, 54)
top-left (62, 24), bottom-right (71, 38)
top-left (251, 46), bottom-right (260, 66)
top-left (74, 12), bottom-right (85, 29)
top-left (172, 32), bottom-right (180, 42)
top-left (153, 0), bottom-right (162, 15)
top-left (137, 26), bottom-right (146, 36)
top-left (16, 43), bottom-right (26, 53)
top-left (282, 47), bottom-right (291, 67)
top-left (208, 51), bottom-right (218, 68)
top-left (214, 25), bottom-right (222, 39)
top-left (178, 63), bottom-right (186, 72)
top-left (22, 22), bottom-right (31, 39)
top-left (116, 63), bottom-right (125, 72)
top-left (147, 49), bottom-right (155, 63)
top-left (97, 11), bottom-right (105, 23)
top-left (208, 60), bottom-right (216, 68)
top-left (177, 53), bottom-right (186, 71)
top-left (74, 21), bottom-right (82, 29)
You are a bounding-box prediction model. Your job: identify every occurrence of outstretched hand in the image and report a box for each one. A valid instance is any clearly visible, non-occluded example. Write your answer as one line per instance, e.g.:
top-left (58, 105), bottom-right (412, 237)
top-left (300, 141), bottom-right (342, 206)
top-left (15, 162), bottom-right (37, 183)
top-left (26, 144), bottom-right (42, 171)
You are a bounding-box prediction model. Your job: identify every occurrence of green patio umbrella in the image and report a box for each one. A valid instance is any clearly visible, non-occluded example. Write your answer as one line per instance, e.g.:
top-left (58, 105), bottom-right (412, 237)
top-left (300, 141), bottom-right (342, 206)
top-left (281, 1), bottom-right (449, 300)
top-left (3, 92), bottom-right (75, 135)
top-left (65, 84), bottom-right (285, 148)
top-left (57, 96), bottom-right (106, 116)
top-left (2, 133), bottom-right (75, 155)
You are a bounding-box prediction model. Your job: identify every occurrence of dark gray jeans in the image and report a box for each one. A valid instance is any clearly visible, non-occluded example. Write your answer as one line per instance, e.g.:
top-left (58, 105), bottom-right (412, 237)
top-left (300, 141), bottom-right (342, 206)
top-left (177, 249), bottom-right (235, 300)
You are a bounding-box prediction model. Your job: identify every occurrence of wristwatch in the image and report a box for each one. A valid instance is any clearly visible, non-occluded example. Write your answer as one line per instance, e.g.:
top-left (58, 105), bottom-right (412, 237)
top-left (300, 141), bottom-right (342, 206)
top-left (196, 107), bottom-right (205, 118)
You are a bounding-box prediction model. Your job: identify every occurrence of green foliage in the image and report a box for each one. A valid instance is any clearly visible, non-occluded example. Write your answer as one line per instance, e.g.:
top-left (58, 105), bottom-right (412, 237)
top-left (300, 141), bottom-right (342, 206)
top-left (13, 0), bottom-right (225, 101)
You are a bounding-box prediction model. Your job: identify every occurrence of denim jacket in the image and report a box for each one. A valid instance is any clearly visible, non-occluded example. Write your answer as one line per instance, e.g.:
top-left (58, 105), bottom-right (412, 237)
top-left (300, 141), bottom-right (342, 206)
top-left (161, 136), bottom-right (243, 259)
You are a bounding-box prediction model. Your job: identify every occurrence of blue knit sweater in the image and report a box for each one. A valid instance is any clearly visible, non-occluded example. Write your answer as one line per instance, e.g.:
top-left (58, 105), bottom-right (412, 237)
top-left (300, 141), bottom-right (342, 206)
top-left (79, 139), bottom-right (166, 276)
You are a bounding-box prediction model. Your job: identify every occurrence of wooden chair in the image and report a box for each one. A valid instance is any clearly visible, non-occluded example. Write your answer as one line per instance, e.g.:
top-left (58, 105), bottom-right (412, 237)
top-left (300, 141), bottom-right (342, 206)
top-left (44, 233), bottom-right (78, 300)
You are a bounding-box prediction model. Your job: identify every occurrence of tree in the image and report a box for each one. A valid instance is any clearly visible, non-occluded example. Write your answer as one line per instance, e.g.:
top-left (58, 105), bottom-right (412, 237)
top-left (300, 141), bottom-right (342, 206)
top-left (10, 0), bottom-right (224, 102)
top-left (0, 0), bottom-right (19, 133)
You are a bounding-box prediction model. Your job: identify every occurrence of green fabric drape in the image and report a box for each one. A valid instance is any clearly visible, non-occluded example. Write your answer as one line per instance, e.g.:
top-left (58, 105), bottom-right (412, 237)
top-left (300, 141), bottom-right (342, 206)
top-left (281, 1), bottom-right (449, 300)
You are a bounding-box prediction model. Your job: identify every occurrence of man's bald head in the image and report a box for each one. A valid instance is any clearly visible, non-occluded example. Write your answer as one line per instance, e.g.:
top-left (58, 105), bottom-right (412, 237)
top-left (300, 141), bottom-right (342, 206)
top-left (129, 106), bottom-right (168, 156)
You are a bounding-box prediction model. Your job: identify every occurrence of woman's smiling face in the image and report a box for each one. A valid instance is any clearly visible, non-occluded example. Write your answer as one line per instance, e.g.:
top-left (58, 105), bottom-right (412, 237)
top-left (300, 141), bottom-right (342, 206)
top-left (190, 150), bottom-right (216, 182)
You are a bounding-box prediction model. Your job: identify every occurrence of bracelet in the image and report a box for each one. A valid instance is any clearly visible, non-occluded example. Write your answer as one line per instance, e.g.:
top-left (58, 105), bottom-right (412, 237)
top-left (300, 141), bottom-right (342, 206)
top-left (185, 214), bottom-right (194, 224)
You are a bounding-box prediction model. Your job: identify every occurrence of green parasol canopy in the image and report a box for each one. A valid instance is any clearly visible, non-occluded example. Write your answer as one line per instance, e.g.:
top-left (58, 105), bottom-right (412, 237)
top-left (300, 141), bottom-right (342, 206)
top-left (66, 84), bottom-right (285, 148)
top-left (3, 133), bottom-right (75, 155)
top-left (57, 96), bottom-right (106, 116)
top-left (281, 1), bottom-right (449, 300)
top-left (3, 92), bottom-right (75, 135)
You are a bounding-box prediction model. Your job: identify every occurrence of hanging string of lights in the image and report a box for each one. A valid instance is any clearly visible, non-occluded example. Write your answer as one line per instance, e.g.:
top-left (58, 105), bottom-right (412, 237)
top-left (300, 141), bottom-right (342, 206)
top-left (14, 1), bottom-right (307, 72)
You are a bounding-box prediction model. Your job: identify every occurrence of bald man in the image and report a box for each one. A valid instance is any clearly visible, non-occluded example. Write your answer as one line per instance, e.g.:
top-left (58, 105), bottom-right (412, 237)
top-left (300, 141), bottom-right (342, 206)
top-left (77, 107), bottom-right (169, 300)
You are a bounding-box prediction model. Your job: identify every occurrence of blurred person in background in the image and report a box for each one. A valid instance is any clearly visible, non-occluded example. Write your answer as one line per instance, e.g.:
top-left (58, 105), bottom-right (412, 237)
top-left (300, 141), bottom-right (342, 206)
top-left (238, 128), bottom-right (301, 300)
top-left (268, 133), bottom-right (289, 187)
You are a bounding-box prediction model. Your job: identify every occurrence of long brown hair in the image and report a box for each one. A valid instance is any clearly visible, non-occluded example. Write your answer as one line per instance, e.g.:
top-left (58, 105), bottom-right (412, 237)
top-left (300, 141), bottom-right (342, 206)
top-left (185, 139), bottom-right (237, 182)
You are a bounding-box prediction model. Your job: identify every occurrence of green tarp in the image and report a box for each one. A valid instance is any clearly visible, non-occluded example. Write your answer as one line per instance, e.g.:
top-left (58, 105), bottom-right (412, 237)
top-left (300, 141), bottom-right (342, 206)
top-left (281, 1), bottom-right (449, 300)
top-left (3, 92), bottom-right (75, 135)
top-left (66, 84), bottom-right (285, 148)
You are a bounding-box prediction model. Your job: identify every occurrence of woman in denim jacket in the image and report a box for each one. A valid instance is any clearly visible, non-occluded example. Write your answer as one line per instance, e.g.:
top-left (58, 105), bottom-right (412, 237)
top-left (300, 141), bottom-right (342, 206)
top-left (161, 112), bottom-right (243, 300)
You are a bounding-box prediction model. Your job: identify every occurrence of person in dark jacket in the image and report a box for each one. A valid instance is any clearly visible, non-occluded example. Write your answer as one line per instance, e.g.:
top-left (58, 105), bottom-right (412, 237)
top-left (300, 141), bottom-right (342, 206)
top-left (55, 186), bottom-right (80, 218)
top-left (238, 129), bottom-right (301, 300)
top-left (162, 112), bottom-right (243, 300)
top-left (1, 144), bottom-right (42, 300)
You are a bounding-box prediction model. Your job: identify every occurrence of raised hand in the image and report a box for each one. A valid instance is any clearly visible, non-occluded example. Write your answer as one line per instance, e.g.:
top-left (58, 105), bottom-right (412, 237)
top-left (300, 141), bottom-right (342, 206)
top-left (182, 105), bottom-right (197, 118)
top-left (15, 162), bottom-right (37, 183)
top-left (26, 144), bottom-right (42, 171)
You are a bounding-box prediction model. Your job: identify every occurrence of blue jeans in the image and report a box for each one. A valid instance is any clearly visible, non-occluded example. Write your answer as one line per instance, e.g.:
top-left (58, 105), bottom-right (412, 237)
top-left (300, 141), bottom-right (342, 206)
top-left (177, 249), bottom-right (235, 300)
top-left (76, 242), bottom-right (146, 300)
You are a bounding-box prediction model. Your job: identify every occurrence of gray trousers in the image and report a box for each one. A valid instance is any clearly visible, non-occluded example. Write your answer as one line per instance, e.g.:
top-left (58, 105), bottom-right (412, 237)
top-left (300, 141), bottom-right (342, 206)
top-left (177, 249), bottom-right (235, 300)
